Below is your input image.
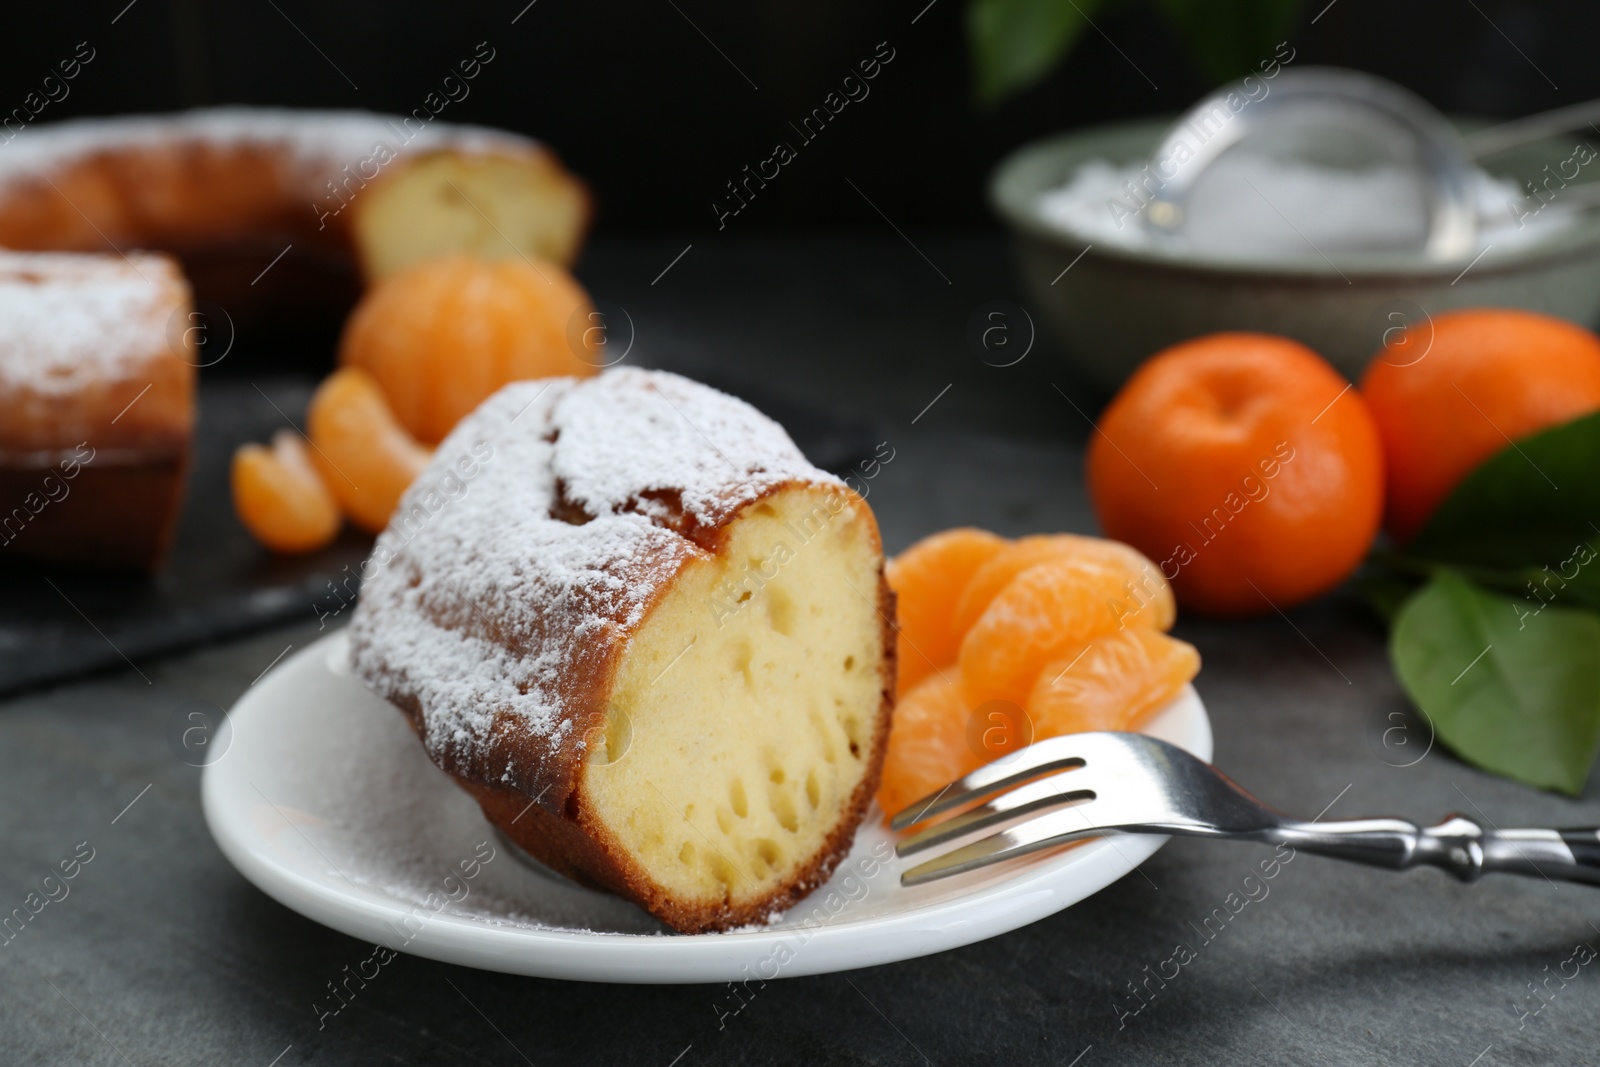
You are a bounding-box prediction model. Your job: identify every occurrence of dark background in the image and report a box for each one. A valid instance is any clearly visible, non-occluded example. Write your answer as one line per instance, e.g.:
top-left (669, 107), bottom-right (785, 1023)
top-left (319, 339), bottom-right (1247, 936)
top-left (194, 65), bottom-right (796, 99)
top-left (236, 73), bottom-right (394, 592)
top-left (2, 0), bottom-right (1595, 235)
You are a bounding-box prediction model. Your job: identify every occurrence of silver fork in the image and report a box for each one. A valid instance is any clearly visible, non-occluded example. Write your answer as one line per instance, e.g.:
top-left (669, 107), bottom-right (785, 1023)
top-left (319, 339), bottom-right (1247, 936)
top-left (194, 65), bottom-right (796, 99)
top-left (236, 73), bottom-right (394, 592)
top-left (891, 732), bottom-right (1600, 888)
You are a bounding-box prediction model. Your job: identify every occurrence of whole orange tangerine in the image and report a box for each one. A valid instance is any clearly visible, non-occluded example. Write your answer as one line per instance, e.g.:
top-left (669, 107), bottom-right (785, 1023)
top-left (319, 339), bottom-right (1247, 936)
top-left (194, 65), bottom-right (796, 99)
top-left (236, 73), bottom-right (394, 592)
top-left (1087, 333), bottom-right (1384, 617)
top-left (1360, 309), bottom-right (1600, 543)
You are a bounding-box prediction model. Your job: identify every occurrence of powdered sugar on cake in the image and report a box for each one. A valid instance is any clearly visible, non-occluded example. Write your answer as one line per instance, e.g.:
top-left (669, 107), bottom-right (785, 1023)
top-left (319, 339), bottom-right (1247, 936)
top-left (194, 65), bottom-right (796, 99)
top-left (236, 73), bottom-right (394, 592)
top-left (554, 367), bottom-right (838, 531)
top-left (348, 368), bottom-right (840, 801)
top-left (0, 251), bottom-right (186, 395)
top-left (0, 107), bottom-right (538, 194)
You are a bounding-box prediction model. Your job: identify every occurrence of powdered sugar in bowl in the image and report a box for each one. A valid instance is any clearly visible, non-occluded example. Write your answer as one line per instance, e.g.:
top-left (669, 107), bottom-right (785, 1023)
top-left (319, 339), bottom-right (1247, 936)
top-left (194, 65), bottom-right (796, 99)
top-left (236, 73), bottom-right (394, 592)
top-left (991, 67), bottom-right (1600, 389)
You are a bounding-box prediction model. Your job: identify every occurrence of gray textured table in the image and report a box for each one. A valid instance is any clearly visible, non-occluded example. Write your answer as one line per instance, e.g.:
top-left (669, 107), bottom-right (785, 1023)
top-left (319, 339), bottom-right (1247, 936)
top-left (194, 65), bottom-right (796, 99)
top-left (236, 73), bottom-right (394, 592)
top-left (3, 235), bottom-right (1598, 1066)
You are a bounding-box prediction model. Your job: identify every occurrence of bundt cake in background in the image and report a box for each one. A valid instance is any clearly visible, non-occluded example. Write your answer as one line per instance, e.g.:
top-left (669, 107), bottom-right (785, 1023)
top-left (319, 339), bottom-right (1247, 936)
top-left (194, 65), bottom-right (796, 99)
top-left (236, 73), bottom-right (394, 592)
top-left (2, 106), bottom-right (897, 936)
top-left (0, 107), bottom-right (590, 325)
top-left (349, 369), bottom-right (895, 933)
top-left (0, 107), bottom-right (593, 569)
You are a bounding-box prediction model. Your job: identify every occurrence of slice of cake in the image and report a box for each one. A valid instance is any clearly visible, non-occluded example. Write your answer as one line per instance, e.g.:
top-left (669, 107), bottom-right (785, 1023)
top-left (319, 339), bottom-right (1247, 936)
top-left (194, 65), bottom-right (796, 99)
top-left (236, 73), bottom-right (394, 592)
top-left (0, 251), bottom-right (195, 569)
top-left (349, 368), bottom-right (895, 933)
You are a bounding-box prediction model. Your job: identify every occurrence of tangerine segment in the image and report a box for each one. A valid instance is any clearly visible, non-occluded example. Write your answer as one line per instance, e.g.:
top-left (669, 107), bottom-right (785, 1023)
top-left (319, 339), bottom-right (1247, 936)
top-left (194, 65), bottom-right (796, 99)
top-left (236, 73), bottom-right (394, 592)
top-left (887, 528), bottom-right (1009, 695)
top-left (307, 368), bottom-right (432, 534)
top-left (950, 534), bottom-right (1174, 639)
top-left (875, 668), bottom-right (980, 822)
top-left (959, 556), bottom-right (1164, 707)
top-left (1027, 628), bottom-right (1200, 736)
top-left (231, 430), bottom-right (342, 554)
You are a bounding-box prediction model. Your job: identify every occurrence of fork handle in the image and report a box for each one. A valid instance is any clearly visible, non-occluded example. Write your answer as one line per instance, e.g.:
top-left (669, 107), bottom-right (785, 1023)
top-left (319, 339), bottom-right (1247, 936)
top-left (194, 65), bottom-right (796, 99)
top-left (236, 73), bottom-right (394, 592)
top-left (1264, 817), bottom-right (1600, 886)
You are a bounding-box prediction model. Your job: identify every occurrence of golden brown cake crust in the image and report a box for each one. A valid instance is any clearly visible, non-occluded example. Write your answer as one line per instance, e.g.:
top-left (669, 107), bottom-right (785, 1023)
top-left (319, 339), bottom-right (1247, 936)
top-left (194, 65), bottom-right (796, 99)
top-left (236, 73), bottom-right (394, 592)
top-left (350, 370), bottom-right (896, 932)
top-left (0, 453), bottom-right (189, 570)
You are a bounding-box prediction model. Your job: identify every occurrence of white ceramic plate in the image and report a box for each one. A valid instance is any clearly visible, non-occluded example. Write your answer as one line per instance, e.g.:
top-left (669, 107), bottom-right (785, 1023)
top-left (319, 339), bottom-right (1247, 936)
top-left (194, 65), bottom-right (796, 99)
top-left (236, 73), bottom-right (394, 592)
top-left (203, 633), bottom-right (1212, 984)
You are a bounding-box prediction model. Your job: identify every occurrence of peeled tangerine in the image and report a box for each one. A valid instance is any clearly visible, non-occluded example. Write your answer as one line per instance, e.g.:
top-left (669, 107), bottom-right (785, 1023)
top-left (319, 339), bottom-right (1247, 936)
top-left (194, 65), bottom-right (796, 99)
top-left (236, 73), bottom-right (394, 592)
top-left (950, 533), bottom-right (1174, 638)
top-left (875, 528), bottom-right (1196, 822)
top-left (959, 555), bottom-right (1171, 708)
top-left (339, 254), bottom-right (599, 445)
top-left (1028, 628), bottom-right (1200, 736)
top-left (232, 430), bottom-right (342, 553)
top-left (876, 670), bottom-right (975, 819)
top-left (307, 367), bottom-right (432, 534)
top-left (886, 527), bottom-right (1008, 696)
top-left (877, 632), bottom-right (1199, 820)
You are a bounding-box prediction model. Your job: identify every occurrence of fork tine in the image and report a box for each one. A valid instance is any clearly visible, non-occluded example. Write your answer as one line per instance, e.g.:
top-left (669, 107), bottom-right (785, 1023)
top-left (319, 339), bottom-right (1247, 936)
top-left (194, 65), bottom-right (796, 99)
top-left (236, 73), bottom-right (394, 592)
top-left (895, 770), bottom-right (1096, 857)
top-left (888, 734), bottom-right (1092, 831)
top-left (900, 804), bottom-right (1118, 886)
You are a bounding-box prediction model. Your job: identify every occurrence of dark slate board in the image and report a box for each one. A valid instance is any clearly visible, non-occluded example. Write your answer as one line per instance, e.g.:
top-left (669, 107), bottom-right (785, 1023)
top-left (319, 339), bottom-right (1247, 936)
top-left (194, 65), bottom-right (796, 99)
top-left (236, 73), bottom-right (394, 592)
top-left (0, 378), bottom-right (370, 695)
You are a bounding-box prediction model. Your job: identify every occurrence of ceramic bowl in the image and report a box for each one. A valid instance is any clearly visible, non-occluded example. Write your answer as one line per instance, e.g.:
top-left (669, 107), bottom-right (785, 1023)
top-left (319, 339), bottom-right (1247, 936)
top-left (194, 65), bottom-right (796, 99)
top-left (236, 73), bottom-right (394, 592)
top-left (990, 119), bottom-right (1600, 389)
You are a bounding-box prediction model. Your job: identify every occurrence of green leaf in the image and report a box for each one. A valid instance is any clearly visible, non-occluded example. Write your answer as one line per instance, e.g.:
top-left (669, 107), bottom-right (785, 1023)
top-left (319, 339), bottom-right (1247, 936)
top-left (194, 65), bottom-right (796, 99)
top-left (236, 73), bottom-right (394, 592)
top-left (1390, 571), bottom-right (1600, 795)
top-left (1409, 410), bottom-right (1600, 574)
top-left (968, 0), bottom-right (1104, 106)
top-left (966, 0), bottom-right (1306, 105)
top-left (1151, 0), bottom-right (1303, 85)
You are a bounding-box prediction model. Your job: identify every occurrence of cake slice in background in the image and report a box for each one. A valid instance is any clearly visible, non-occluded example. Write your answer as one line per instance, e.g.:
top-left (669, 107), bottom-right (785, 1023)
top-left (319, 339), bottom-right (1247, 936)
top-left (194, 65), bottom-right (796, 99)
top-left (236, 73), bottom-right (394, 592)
top-left (349, 368), bottom-right (895, 933)
top-left (0, 251), bottom-right (195, 570)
